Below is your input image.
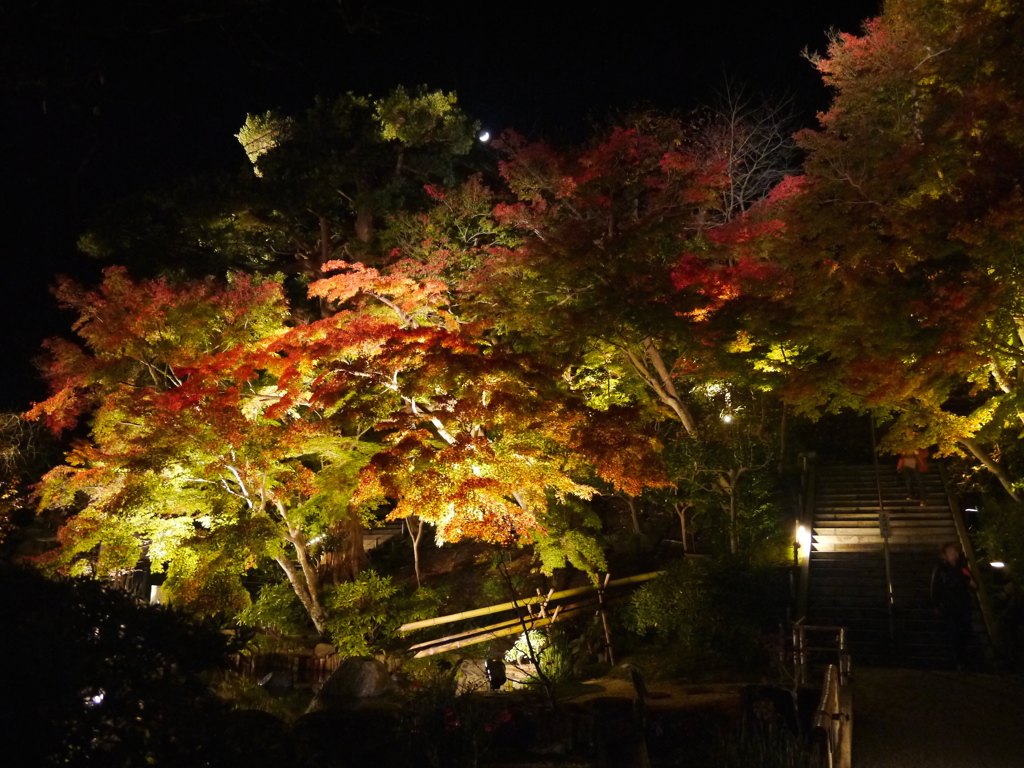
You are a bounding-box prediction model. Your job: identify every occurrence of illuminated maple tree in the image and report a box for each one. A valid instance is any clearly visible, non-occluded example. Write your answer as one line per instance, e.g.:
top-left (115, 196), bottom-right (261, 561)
top-left (28, 261), bottom-right (667, 633)
top-left (27, 269), bottom-right (367, 633)
top-left (775, 0), bottom-right (1024, 496)
top-left (382, 118), bottom-right (794, 549)
top-left (388, 124), bottom-right (788, 441)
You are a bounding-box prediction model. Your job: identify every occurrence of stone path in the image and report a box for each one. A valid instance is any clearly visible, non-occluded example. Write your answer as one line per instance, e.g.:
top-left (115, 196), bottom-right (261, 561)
top-left (854, 668), bottom-right (1024, 768)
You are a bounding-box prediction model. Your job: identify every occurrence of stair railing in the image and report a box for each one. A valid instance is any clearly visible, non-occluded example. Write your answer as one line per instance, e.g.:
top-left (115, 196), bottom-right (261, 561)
top-left (812, 654), bottom-right (853, 768)
top-left (796, 454), bottom-right (815, 624)
top-left (793, 621), bottom-right (853, 768)
top-left (869, 417), bottom-right (897, 654)
top-left (937, 464), bottom-right (1000, 655)
top-left (792, 620), bottom-right (848, 687)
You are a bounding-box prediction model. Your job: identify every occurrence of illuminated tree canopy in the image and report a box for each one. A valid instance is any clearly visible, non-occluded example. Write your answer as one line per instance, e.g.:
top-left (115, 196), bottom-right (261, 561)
top-left (28, 260), bottom-right (667, 634)
top-left (773, 0), bottom-right (1024, 495)
top-left (22, 0), bottom-right (1024, 637)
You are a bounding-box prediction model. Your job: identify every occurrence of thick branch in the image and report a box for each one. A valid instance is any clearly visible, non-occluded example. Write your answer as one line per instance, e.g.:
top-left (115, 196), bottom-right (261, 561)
top-left (959, 437), bottom-right (1021, 502)
top-left (366, 291), bottom-right (418, 329)
top-left (274, 553), bottom-right (328, 636)
top-left (621, 338), bottom-right (697, 434)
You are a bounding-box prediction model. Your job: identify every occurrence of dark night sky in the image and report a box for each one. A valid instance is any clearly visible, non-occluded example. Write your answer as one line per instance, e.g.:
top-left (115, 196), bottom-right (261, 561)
top-left (0, 0), bottom-right (881, 410)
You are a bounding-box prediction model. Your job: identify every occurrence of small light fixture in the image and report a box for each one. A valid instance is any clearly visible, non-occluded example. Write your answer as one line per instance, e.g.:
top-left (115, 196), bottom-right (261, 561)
top-left (722, 413), bottom-right (733, 424)
top-left (478, 130), bottom-right (490, 143)
top-left (991, 561), bottom-right (1005, 568)
top-left (797, 525), bottom-right (811, 552)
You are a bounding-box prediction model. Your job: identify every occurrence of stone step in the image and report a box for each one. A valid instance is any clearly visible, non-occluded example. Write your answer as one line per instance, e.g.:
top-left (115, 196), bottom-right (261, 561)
top-left (814, 503), bottom-right (951, 513)
top-left (812, 536), bottom-right (956, 547)
top-left (816, 483), bottom-right (944, 494)
top-left (816, 482), bottom-right (944, 490)
top-left (813, 535), bottom-right (953, 548)
top-left (811, 541), bottom-right (951, 552)
top-left (813, 523), bottom-right (956, 534)
top-left (814, 513), bottom-right (954, 521)
top-left (815, 506), bottom-right (948, 514)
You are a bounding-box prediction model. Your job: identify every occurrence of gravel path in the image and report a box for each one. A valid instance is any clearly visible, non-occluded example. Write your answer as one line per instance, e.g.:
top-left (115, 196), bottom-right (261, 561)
top-left (854, 668), bottom-right (1024, 768)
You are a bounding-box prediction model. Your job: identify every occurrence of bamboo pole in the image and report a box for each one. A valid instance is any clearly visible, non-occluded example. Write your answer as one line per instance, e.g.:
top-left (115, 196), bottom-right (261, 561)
top-left (398, 571), bottom-right (664, 633)
top-left (407, 599), bottom-right (599, 652)
top-left (411, 605), bottom-right (592, 658)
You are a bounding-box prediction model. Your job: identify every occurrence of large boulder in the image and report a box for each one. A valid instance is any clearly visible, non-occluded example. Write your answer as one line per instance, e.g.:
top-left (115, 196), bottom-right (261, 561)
top-left (310, 656), bottom-right (393, 711)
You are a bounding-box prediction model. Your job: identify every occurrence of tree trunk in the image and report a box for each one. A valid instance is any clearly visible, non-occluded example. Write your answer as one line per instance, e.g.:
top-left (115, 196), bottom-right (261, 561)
top-left (622, 339), bottom-right (698, 435)
top-left (318, 216), bottom-right (330, 270)
top-left (275, 553), bottom-right (329, 637)
top-left (729, 482), bottom-right (738, 556)
top-left (722, 467), bottom-right (747, 556)
top-left (320, 508), bottom-right (369, 584)
top-left (623, 494), bottom-right (642, 535)
top-left (959, 437), bottom-right (1021, 502)
top-left (989, 362), bottom-right (1024, 427)
top-left (407, 515), bottom-right (426, 587)
top-left (673, 502), bottom-right (691, 552)
top-left (355, 207), bottom-right (374, 243)
top-left (778, 403), bottom-right (787, 473)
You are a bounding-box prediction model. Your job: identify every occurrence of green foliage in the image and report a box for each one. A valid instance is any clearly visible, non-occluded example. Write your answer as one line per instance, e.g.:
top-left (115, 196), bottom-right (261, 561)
top-left (382, 174), bottom-right (518, 289)
top-left (504, 626), bottom-right (579, 684)
top-left (321, 569), bottom-right (397, 655)
top-left (237, 580), bottom-right (311, 636)
top-left (504, 629), bottom-right (548, 663)
top-left (977, 496), bottom-right (1024, 574)
top-left (1, 566), bottom-right (237, 766)
top-left (627, 559), bottom-right (711, 645)
top-left (235, 110), bottom-right (293, 174)
top-left (563, 351), bottom-right (646, 412)
top-left (539, 626), bottom-right (580, 684)
top-left (728, 469), bottom-right (790, 559)
top-left (322, 571), bottom-right (440, 656)
top-left (626, 558), bottom-right (783, 662)
top-left (375, 85), bottom-right (476, 153)
top-left (531, 497), bottom-right (607, 580)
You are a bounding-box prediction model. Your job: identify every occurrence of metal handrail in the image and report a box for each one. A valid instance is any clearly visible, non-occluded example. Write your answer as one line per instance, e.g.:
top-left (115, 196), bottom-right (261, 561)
top-left (795, 621), bottom-right (852, 768)
top-left (796, 457), bottom-right (815, 624)
top-left (792, 621), bottom-right (848, 688)
top-left (813, 660), bottom-right (853, 768)
top-left (869, 417), bottom-right (897, 653)
top-left (938, 464), bottom-right (1000, 654)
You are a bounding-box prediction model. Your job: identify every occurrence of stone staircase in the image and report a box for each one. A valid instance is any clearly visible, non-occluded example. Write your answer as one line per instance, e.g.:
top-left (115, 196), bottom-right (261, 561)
top-left (805, 464), bottom-right (982, 667)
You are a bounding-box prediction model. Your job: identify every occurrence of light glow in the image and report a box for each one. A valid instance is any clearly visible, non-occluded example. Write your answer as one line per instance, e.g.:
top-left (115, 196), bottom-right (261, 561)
top-left (478, 131), bottom-right (490, 143)
top-left (991, 561), bottom-right (1006, 568)
top-left (797, 524), bottom-right (811, 554)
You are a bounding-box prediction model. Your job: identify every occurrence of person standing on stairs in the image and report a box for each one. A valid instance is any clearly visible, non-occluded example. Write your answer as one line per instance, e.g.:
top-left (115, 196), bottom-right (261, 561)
top-left (897, 448), bottom-right (929, 504)
top-left (931, 542), bottom-right (977, 670)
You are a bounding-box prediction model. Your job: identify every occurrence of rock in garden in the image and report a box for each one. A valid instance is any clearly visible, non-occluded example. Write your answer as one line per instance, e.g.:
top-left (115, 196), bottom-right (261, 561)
top-left (318, 656), bottom-right (392, 700)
